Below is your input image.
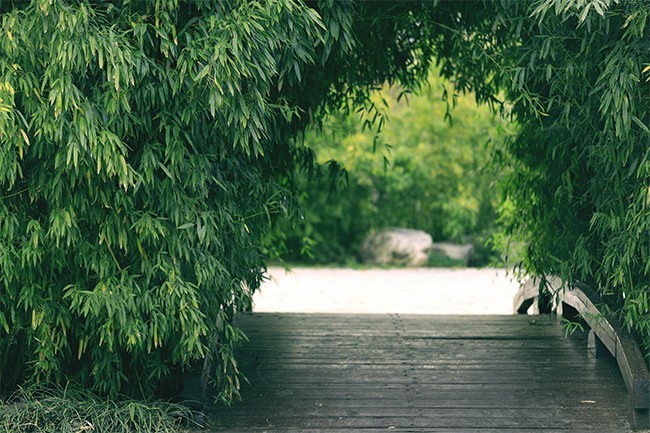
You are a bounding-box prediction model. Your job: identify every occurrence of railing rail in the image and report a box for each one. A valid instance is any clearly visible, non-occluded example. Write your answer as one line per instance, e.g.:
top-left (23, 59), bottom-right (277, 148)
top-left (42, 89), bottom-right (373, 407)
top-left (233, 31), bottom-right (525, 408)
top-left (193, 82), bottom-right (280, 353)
top-left (514, 277), bottom-right (650, 430)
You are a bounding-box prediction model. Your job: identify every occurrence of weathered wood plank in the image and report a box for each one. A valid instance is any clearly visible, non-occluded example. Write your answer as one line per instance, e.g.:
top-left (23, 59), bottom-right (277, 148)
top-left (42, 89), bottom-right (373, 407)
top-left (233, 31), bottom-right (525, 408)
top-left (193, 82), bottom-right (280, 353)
top-left (202, 313), bottom-right (631, 432)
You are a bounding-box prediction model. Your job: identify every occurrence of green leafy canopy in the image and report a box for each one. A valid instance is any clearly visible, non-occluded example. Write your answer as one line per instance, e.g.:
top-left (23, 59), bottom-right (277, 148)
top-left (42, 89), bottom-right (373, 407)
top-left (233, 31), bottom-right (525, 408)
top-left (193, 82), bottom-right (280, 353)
top-left (0, 0), bottom-right (327, 398)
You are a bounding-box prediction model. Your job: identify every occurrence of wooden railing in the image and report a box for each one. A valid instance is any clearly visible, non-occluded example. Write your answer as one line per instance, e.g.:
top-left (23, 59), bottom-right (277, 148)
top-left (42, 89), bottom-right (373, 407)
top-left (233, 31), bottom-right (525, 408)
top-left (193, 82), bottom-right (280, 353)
top-left (514, 277), bottom-right (650, 430)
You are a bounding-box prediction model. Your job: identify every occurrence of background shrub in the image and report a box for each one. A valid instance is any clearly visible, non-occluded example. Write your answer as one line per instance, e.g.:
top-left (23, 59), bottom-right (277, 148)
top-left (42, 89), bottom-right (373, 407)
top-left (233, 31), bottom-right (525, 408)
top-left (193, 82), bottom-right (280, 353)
top-left (276, 71), bottom-right (515, 265)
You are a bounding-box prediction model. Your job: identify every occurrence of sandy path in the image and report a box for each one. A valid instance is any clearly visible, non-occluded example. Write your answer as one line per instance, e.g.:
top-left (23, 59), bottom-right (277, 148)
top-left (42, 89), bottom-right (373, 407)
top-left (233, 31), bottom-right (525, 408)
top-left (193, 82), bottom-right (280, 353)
top-left (253, 267), bottom-right (522, 315)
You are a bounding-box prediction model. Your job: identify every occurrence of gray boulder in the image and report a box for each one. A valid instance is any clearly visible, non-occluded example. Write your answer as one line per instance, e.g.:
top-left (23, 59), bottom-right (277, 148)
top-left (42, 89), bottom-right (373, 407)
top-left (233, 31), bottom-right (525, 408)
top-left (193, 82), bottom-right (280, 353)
top-left (430, 242), bottom-right (474, 262)
top-left (359, 228), bottom-right (433, 267)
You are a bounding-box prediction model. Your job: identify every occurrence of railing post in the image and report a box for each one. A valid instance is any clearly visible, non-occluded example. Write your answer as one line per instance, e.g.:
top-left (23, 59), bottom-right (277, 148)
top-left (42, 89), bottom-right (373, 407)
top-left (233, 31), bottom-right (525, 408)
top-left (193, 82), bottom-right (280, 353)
top-left (537, 290), bottom-right (553, 314)
top-left (587, 329), bottom-right (608, 359)
top-left (629, 403), bottom-right (649, 431)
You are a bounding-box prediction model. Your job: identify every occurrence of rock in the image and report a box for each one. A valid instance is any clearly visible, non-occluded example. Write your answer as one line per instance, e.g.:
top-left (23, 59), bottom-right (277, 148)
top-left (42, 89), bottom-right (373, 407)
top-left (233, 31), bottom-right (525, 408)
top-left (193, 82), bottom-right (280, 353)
top-left (430, 242), bottom-right (474, 262)
top-left (359, 228), bottom-right (433, 267)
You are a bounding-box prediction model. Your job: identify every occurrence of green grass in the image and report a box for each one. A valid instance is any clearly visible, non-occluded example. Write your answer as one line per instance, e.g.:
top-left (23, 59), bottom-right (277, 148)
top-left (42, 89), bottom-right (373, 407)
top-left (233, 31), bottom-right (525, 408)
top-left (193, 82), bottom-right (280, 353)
top-left (426, 251), bottom-right (467, 268)
top-left (0, 385), bottom-right (200, 433)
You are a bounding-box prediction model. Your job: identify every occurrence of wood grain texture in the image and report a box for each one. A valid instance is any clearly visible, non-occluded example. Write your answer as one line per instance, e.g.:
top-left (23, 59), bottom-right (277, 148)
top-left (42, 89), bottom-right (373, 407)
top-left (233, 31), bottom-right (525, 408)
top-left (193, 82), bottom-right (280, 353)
top-left (205, 313), bottom-right (631, 432)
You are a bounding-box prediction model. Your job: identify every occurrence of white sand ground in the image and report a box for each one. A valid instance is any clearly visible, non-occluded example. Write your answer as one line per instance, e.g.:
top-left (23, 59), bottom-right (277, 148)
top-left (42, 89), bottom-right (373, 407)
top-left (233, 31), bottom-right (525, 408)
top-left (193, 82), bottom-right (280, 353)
top-left (253, 267), bottom-right (523, 315)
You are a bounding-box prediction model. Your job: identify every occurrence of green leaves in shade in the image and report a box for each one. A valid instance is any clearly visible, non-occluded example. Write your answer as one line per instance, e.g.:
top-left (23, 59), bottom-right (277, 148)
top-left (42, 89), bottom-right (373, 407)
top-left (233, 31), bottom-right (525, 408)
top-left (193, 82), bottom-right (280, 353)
top-left (0, 0), bottom-right (323, 399)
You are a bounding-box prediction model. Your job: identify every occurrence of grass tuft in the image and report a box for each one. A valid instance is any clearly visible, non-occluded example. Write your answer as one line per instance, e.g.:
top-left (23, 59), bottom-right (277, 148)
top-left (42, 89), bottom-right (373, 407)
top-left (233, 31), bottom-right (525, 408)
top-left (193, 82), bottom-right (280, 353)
top-left (0, 385), bottom-right (199, 433)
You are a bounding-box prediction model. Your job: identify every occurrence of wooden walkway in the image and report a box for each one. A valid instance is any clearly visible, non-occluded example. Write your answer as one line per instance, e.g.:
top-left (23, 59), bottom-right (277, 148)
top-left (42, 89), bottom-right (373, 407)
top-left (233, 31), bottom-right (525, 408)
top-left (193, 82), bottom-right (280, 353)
top-left (208, 313), bottom-right (632, 432)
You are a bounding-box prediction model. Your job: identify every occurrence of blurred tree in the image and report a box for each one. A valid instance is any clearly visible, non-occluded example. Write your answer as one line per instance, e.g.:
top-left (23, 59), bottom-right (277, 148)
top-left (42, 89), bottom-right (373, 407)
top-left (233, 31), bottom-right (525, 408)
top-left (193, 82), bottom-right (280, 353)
top-left (278, 70), bottom-right (514, 264)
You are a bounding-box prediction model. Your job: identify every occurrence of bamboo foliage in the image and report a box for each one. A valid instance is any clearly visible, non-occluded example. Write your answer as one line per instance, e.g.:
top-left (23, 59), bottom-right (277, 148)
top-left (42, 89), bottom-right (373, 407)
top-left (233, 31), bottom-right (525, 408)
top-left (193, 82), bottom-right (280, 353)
top-left (492, 0), bottom-right (650, 354)
top-left (0, 0), bottom-right (325, 398)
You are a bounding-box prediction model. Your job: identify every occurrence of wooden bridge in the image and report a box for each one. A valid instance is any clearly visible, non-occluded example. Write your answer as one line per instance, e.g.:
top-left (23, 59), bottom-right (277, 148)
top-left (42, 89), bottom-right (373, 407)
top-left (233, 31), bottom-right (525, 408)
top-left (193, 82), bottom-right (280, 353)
top-left (203, 281), bottom-right (649, 432)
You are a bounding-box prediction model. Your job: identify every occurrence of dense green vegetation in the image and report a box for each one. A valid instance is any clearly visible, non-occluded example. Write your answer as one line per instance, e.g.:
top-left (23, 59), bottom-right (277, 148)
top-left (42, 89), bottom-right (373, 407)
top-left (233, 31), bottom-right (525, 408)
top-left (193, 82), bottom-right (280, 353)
top-left (484, 0), bottom-right (650, 354)
top-left (0, 1), bottom-right (648, 421)
top-left (0, 385), bottom-right (194, 433)
top-left (277, 71), bottom-right (514, 265)
top-left (0, 0), bottom-right (328, 399)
